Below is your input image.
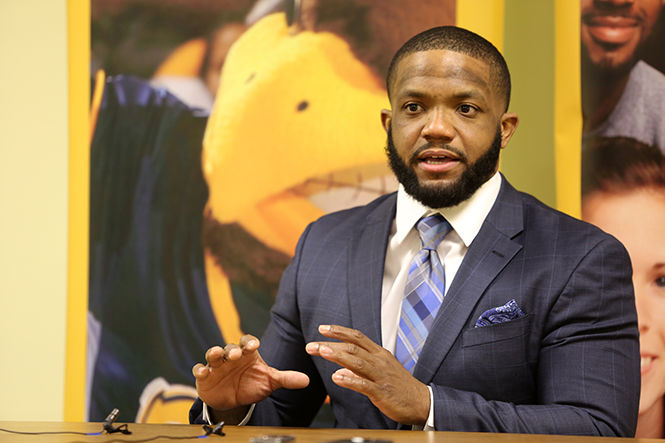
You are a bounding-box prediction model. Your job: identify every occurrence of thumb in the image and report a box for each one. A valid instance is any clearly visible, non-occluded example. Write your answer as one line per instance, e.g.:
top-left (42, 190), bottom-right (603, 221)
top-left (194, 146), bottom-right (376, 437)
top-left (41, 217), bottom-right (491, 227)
top-left (272, 370), bottom-right (310, 390)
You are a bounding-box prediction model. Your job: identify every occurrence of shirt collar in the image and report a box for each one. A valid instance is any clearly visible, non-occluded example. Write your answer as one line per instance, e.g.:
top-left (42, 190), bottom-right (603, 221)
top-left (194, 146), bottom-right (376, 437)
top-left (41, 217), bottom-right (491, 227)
top-left (394, 172), bottom-right (502, 247)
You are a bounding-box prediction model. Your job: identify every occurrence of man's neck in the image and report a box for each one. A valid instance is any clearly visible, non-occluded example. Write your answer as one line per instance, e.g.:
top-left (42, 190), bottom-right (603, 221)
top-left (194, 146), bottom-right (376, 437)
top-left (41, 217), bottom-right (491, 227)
top-left (395, 172), bottom-right (502, 248)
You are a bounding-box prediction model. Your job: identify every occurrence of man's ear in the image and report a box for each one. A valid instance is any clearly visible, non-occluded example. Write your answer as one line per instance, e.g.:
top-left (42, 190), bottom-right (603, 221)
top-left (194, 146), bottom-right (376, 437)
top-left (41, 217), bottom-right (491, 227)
top-left (499, 112), bottom-right (519, 148)
top-left (381, 109), bottom-right (392, 133)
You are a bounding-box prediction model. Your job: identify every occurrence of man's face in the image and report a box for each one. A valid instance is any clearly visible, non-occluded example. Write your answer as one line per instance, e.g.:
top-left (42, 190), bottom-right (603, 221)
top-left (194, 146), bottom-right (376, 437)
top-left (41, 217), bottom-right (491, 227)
top-left (381, 49), bottom-right (517, 208)
top-left (581, 0), bottom-right (663, 72)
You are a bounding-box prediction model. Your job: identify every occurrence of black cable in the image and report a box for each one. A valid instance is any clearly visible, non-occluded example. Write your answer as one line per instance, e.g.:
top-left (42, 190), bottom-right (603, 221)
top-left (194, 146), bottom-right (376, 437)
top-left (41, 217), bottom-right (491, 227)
top-left (0, 427), bottom-right (102, 436)
top-left (0, 422), bottom-right (224, 440)
top-left (0, 409), bottom-right (223, 440)
top-left (97, 423), bottom-right (224, 442)
top-left (89, 435), bottom-right (210, 442)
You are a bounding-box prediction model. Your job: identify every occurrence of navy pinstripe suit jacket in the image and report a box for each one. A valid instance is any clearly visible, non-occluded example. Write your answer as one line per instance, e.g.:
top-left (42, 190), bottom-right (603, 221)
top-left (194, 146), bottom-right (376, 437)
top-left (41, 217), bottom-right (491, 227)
top-left (191, 176), bottom-right (640, 436)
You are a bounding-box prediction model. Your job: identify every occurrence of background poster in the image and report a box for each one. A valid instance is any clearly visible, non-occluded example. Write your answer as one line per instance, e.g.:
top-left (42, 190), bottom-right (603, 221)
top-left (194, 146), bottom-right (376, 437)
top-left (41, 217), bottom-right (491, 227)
top-left (579, 0), bottom-right (665, 438)
top-left (88, 0), bottom-right (460, 424)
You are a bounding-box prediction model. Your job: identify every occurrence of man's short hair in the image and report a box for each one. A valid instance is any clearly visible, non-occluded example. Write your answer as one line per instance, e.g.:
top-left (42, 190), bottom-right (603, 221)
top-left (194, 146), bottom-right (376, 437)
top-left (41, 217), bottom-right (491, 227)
top-left (582, 136), bottom-right (665, 197)
top-left (386, 26), bottom-right (512, 111)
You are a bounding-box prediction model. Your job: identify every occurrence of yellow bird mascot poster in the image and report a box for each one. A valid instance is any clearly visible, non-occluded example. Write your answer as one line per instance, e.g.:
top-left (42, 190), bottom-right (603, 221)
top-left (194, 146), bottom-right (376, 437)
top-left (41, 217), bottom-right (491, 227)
top-left (87, 0), bottom-right (458, 424)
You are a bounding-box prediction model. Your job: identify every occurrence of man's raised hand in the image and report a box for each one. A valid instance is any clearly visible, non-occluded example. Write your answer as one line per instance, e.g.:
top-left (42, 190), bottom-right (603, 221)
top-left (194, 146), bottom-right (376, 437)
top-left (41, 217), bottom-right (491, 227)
top-left (305, 325), bottom-right (430, 426)
top-left (192, 334), bottom-right (310, 419)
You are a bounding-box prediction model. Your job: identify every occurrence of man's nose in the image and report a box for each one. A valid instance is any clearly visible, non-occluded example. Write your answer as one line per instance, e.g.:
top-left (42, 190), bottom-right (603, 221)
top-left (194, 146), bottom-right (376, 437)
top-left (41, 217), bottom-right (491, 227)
top-left (421, 109), bottom-right (454, 141)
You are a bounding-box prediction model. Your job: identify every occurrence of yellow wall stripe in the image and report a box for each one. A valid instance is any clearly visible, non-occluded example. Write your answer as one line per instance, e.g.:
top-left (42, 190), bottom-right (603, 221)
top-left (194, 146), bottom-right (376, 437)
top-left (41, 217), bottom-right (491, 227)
top-left (456, 0), bottom-right (505, 51)
top-left (89, 70), bottom-right (106, 144)
top-left (65, 0), bottom-right (90, 421)
top-left (501, 1), bottom-right (556, 207)
top-left (554, 0), bottom-right (582, 217)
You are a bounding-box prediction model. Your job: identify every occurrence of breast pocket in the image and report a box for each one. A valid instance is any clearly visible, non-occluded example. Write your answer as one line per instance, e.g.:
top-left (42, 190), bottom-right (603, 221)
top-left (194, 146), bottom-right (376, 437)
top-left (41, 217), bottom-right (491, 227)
top-left (463, 314), bottom-right (532, 348)
top-left (459, 315), bottom-right (535, 402)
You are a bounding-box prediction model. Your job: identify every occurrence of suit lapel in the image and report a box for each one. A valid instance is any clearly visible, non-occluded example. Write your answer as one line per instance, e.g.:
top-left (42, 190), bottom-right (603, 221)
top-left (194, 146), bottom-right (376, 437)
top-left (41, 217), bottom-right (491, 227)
top-left (346, 193), bottom-right (396, 346)
top-left (346, 193), bottom-right (399, 429)
top-left (413, 178), bottom-right (525, 384)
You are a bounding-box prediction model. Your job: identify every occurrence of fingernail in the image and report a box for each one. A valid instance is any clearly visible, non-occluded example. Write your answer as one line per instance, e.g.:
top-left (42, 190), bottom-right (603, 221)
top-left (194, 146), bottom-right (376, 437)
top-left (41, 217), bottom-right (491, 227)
top-left (305, 343), bottom-right (318, 353)
top-left (248, 339), bottom-right (257, 347)
top-left (319, 325), bottom-right (331, 333)
top-left (332, 371), bottom-right (343, 381)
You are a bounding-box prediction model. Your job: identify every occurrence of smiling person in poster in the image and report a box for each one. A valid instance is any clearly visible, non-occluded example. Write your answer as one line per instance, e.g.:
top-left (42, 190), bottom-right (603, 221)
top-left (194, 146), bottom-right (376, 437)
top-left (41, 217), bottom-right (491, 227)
top-left (581, 0), bottom-right (665, 152)
top-left (583, 136), bottom-right (665, 438)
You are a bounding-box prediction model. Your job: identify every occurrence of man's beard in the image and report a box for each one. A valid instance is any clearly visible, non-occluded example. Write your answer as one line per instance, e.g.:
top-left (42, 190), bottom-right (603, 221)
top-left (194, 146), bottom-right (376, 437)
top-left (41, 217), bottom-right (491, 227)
top-left (385, 126), bottom-right (502, 208)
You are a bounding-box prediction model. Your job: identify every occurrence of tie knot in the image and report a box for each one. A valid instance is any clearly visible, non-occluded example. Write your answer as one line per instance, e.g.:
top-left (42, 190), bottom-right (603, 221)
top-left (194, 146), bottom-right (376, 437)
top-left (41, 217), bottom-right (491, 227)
top-left (416, 214), bottom-right (452, 250)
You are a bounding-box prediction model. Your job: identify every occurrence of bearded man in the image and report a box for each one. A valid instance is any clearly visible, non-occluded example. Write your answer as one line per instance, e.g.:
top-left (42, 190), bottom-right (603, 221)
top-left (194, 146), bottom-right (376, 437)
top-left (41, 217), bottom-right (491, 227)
top-left (190, 25), bottom-right (640, 436)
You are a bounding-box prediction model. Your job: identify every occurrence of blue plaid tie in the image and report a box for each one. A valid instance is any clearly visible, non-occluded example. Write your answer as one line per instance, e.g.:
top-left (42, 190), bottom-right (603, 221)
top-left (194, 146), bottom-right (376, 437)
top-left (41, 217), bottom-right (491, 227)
top-left (395, 214), bottom-right (452, 372)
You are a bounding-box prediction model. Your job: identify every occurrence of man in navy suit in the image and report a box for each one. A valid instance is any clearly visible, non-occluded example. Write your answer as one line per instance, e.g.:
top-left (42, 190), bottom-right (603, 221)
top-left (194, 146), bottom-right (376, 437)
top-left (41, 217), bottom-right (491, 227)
top-left (190, 26), bottom-right (640, 435)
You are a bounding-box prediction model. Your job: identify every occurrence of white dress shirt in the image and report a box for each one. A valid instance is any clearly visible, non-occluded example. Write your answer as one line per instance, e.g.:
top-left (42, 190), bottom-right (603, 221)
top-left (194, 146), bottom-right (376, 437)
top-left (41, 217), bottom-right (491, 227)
top-left (205, 172), bottom-right (502, 428)
top-left (381, 172), bottom-right (502, 429)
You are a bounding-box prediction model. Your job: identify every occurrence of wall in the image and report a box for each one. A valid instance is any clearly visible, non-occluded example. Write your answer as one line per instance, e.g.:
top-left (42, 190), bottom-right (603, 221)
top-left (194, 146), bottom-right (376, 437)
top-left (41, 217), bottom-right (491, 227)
top-left (0, 0), bottom-right (68, 421)
top-left (503, 0), bottom-right (556, 207)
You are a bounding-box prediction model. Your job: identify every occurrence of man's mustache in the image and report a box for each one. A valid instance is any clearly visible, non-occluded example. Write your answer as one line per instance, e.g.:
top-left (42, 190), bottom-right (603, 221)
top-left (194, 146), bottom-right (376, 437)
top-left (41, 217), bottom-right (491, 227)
top-left (408, 143), bottom-right (468, 165)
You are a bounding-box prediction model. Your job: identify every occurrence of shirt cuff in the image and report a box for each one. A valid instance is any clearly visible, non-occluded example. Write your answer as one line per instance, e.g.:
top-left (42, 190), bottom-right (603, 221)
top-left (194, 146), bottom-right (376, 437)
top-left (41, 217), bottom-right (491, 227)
top-left (411, 386), bottom-right (435, 431)
top-left (202, 402), bottom-right (256, 426)
top-left (424, 385), bottom-right (435, 430)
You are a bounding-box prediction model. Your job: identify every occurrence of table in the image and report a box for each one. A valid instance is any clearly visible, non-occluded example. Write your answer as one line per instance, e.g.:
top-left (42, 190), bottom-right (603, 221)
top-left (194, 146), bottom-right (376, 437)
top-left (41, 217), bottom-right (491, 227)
top-left (0, 422), bottom-right (659, 443)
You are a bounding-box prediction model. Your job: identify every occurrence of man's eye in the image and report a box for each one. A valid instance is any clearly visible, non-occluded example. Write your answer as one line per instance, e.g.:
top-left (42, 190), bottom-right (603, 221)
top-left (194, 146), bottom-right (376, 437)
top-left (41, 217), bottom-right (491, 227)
top-left (459, 104), bottom-right (475, 114)
top-left (405, 103), bottom-right (421, 113)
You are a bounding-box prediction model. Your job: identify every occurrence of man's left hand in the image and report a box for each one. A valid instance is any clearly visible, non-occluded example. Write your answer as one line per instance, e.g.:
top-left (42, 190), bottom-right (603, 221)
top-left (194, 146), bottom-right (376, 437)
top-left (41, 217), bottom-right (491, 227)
top-left (305, 324), bottom-right (430, 426)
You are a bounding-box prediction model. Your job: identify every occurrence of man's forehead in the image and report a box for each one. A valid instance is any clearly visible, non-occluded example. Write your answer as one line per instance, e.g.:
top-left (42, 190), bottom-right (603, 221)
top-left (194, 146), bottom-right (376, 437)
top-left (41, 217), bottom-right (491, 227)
top-left (392, 50), bottom-right (492, 93)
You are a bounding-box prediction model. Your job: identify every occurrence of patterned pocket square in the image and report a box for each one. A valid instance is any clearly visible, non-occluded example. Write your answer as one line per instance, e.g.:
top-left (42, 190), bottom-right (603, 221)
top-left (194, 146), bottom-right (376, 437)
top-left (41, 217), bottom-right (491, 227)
top-left (475, 299), bottom-right (525, 327)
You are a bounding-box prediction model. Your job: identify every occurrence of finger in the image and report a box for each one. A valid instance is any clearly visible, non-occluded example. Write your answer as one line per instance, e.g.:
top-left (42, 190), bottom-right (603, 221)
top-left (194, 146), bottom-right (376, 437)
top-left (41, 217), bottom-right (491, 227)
top-left (192, 363), bottom-right (209, 380)
top-left (305, 342), bottom-right (347, 358)
top-left (205, 346), bottom-right (225, 367)
top-left (306, 341), bottom-right (377, 380)
top-left (318, 325), bottom-right (380, 352)
top-left (270, 369), bottom-right (310, 390)
top-left (238, 335), bottom-right (260, 353)
top-left (305, 342), bottom-right (322, 356)
top-left (331, 368), bottom-right (370, 394)
top-left (305, 341), bottom-right (360, 358)
top-left (223, 343), bottom-right (243, 360)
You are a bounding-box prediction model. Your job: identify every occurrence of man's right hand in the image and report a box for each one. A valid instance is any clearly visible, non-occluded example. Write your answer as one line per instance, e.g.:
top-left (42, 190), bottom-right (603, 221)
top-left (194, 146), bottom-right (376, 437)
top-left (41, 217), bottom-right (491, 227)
top-left (192, 334), bottom-right (310, 420)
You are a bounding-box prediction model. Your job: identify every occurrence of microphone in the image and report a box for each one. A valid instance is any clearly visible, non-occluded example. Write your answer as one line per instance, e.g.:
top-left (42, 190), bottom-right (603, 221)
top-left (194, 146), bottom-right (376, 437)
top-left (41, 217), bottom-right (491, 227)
top-left (102, 408), bottom-right (131, 435)
top-left (103, 408), bottom-right (119, 431)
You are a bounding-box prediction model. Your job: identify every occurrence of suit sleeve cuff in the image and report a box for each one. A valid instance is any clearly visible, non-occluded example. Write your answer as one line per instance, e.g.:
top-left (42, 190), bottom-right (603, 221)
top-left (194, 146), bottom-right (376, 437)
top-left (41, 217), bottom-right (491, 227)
top-left (202, 402), bottom-right (256, 426)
